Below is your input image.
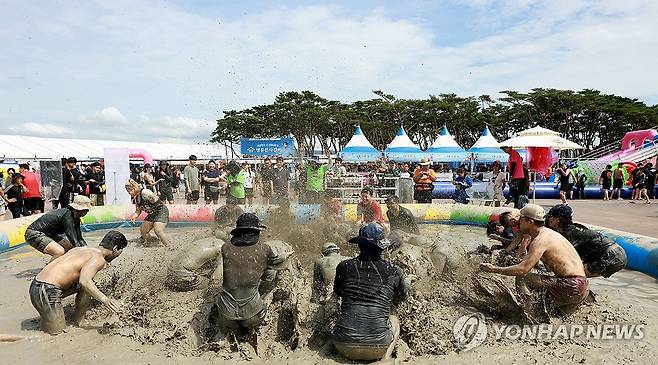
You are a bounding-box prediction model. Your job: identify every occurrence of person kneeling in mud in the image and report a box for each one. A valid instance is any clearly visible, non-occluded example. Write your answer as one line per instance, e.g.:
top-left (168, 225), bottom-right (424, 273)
top-left (125, 179), bottom-right (172, 246)
top-left (480, 204), bottom-right (589, 313)
top-left (385, 195), bottom-right (419, 235)
top-left (312, 242), bottom-right (349, 304)
top-left (29, 231), bottom-right (127, 335)
top-left (213, 196), bottom-right (244, 241)
top-left (25, 195), bottom-right (92, 259)
top-left (166, 238), bottom-right (224, 291)
top-left (546, 204), bottom-right (627, 278)
top-left (215, 213), bottom-right (292, 350)
top-left (332, 223), bottom-right (410, 362)
top-left (488, 211), bottom-right (519, 248)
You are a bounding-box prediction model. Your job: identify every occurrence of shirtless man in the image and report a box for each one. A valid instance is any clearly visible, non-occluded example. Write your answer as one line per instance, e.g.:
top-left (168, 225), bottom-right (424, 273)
top-left (25, 195), bottom-right (92, 259)
top-left (311, 242), bottom-right (349, 303)
top-left (215, 213), bottom-right (292, 349)
top-left (166, 238), bottom-right (223, 291)
top-left (480, 204), bottom-right (589, 311)
top-left (29, 230), bottom-right (127, 335)
top-left (212, 196), bottom-right (244, 241)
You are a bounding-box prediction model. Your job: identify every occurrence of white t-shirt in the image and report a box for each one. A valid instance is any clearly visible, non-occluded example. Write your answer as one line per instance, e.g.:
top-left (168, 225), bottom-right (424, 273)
top-left (243, 170), bottom-right (255, 189)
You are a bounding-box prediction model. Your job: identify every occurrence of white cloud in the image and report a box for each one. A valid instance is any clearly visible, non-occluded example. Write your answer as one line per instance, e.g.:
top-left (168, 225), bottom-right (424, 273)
top-left (0, 0), bottom-right (657, 142)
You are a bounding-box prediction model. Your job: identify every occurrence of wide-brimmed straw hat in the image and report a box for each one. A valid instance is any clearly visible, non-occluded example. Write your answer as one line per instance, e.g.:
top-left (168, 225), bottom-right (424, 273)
top-left (69, 195), bottom-right (92, 211)
top-left (230, 213), bottom-right (267, 235)
top-left (419, 158), bottom-right (431, 166)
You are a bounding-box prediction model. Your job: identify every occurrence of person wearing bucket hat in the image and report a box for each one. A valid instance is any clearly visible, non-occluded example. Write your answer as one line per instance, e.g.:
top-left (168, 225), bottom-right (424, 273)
top-left (332, 222), bottom-right (410, 361)
top-left (412, 158), bottom-right (436, 204)
top-left (480, 204), bottom-right (590, 312)
top-left (215, 213), bottom-right (289, 346)
top-left (545, 204), bottom-right (627, 278)
top-left (24, 195), bottom-right (92, 259)
top-left (311, 242), bottom-right (349, 303)
top-left (4, 173), bottom-right (26, 218)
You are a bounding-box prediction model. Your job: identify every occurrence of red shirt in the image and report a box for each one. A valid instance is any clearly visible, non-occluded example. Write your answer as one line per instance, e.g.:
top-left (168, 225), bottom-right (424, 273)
top-left (508, 150), bottom-right (524, 180)
top-left (21, 171), bottom-right (41, 199)
top-left (358, 199), bottom-right (385, 224)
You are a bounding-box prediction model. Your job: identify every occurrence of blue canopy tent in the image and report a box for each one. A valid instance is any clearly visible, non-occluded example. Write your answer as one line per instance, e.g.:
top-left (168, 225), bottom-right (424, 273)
top-left (384, 127), bottom-right (427, 162)
top-left (427, 126), bottom-right (468, 166)
top-left (468, 126), bottom-right (507, 163)
top-left (339, 125), bottom-right (381, 162)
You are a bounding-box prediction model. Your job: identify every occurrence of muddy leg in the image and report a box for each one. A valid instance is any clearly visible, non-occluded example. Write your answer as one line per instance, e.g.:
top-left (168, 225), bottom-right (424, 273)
top-left (140, 221), bottom-right (154, 242)
top-left (71, 291), bottom-right (93, 326)
top-left (153, 222), bottom-right (171, 246)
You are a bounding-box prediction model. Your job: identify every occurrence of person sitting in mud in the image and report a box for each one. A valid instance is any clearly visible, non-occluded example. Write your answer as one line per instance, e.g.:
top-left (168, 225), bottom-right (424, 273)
top-left (545, 204), bottom-right (627, 278)
top-left (480, 204), bottom-right (589, 312)
top-left (213, 196), bottom-right (244, 241)
top-left (356, 187), bottom-right (385, 226)
top-left (166, 238), bottom-right (224, 291)
top-left (332, 223), bottom-right (410, 362)
top-left (25, 195), bottom-right (92, 259)
top-left (29, 230), bottom-right (127, 335)
top-left (215, 213), bottom-right (292, 348)
top-left (311, 242), bottom-right (349, 304)
top-left (125, 179), bottom-right (172, 246)
top-left (385, 195), bottom-right (419, 235)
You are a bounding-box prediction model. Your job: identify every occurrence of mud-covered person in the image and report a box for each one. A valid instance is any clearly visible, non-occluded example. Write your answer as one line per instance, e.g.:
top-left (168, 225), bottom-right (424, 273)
top-left (25, 195), bottom-right (92, 259)
top-left (215, 213), bottom-right (292, 348)
top-left (480, 204), bottom-right (589, 313)
top-left (332, 223), bottom-right (410, 362)
top-left (545, 204), bottom-right (627, 278)
top-left (312, 242), bottom-right (349, 304)
top-left (125, 178), bottom-right (172, 246)
top-left (212, 196), bottom-right (244, 240)
top-left (385, 195), bottom-right (418, 235)
top-left (29, 230), bottom-right (127, 335)
top-left (488, 211), bottom-right (519, 249)
top-left (166, 238), bottom-right (223, 291)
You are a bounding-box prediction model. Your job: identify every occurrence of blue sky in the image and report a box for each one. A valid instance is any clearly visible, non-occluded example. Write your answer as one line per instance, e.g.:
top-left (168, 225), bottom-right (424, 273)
top-left (1, 0), bottom-right (657, 143)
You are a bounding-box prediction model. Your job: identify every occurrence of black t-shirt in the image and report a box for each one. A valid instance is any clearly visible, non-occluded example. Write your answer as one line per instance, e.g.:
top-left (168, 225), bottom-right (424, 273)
top-left (562, 223), bottom-right (614, 264)
top-left (27, 208), bottom-right (87, 247)
top-left (386, 206), bottom-right (419, 234)
top-left (154, 170), bottom-right (173, 191)
top-left (203, 169), bottom-right (221, 191)
top-left (333, 256), bottom-right (408, 345)
top-left (600, 170), bottom-right (612, 184)
top-left (84, 171), bottom-right (105, 194)
top-left (5, 185), bottom-right (23, 207)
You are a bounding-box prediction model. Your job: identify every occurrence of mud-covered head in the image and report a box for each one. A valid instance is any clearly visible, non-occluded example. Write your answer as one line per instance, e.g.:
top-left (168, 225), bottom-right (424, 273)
top-left (545, 204), bottom-right (573, 230)
top-left (322, 242), bottom-right (340, 255)
top-left (385, 194), bottom-right (401, 213)
top-left (100, 230), bottom-right (128, 262)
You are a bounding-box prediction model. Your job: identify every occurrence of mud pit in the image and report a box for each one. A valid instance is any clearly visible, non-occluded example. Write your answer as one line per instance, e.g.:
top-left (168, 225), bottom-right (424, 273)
top-left (2, 221), bottom-right (657, 364)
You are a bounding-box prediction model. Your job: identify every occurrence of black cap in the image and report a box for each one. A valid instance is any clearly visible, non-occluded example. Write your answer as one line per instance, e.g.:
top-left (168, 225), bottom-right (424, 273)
top-left (230, 213), bottom-right (267, 235)
top-left (67, 157), bottom-right (78, 163)
top-left (348, 223), bottom-right (391, 250)
top-left (546, 204), bottom-right (573, 223)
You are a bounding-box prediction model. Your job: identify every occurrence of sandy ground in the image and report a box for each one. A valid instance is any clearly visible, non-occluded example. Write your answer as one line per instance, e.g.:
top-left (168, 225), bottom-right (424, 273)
top-left (1, 223), bottom-right (657, 364)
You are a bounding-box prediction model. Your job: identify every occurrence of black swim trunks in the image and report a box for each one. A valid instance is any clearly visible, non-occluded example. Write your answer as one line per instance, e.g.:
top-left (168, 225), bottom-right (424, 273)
top-left (29, 279), bottom-right (79, 335)
top-left (613, 179), bottom-right (624, 189)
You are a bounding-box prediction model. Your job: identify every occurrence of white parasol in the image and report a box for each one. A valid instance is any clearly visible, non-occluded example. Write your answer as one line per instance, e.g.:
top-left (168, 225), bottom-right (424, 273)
top-left (498, 126), bottom-right (584, 150)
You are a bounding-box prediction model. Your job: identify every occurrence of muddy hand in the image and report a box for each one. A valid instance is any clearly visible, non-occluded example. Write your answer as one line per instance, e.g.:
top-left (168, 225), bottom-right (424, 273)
top-left (479, 262), bottom-right (497, 273)
top-left (104, 298), bottom-right (122, 314)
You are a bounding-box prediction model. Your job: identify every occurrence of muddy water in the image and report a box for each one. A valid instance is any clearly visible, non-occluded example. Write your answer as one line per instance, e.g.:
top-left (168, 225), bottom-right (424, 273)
top-left (1, 224), bottom-right (657, 364)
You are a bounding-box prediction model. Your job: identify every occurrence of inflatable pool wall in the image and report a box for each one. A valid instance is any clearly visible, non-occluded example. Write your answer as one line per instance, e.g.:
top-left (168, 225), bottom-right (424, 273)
top-left (1, 204), bottom-right (656, 278)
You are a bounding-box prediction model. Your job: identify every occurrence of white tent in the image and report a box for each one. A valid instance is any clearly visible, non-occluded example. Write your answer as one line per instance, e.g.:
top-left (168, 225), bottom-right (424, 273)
top-left (427, 126), bottom-right (467, 163)
top-left (339, 126), bottom-right (381, 162)
top-left (384, 127), bottom-right (426, 162)
top-left (0, 134), bottom-right (229, 161)
top-left (468, 126), bottom-right (507, 162)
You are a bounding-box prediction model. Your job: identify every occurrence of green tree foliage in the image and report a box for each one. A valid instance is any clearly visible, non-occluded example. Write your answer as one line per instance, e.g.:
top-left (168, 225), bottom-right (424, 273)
top-left (211, 89), bottom-right (658, 156)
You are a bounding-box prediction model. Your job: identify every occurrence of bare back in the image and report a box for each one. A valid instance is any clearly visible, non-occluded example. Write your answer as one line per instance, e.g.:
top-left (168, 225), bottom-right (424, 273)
top-left (36, 247), bottom-right (106, 289)
top-left (532, 227), bottom-right (585, 277)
